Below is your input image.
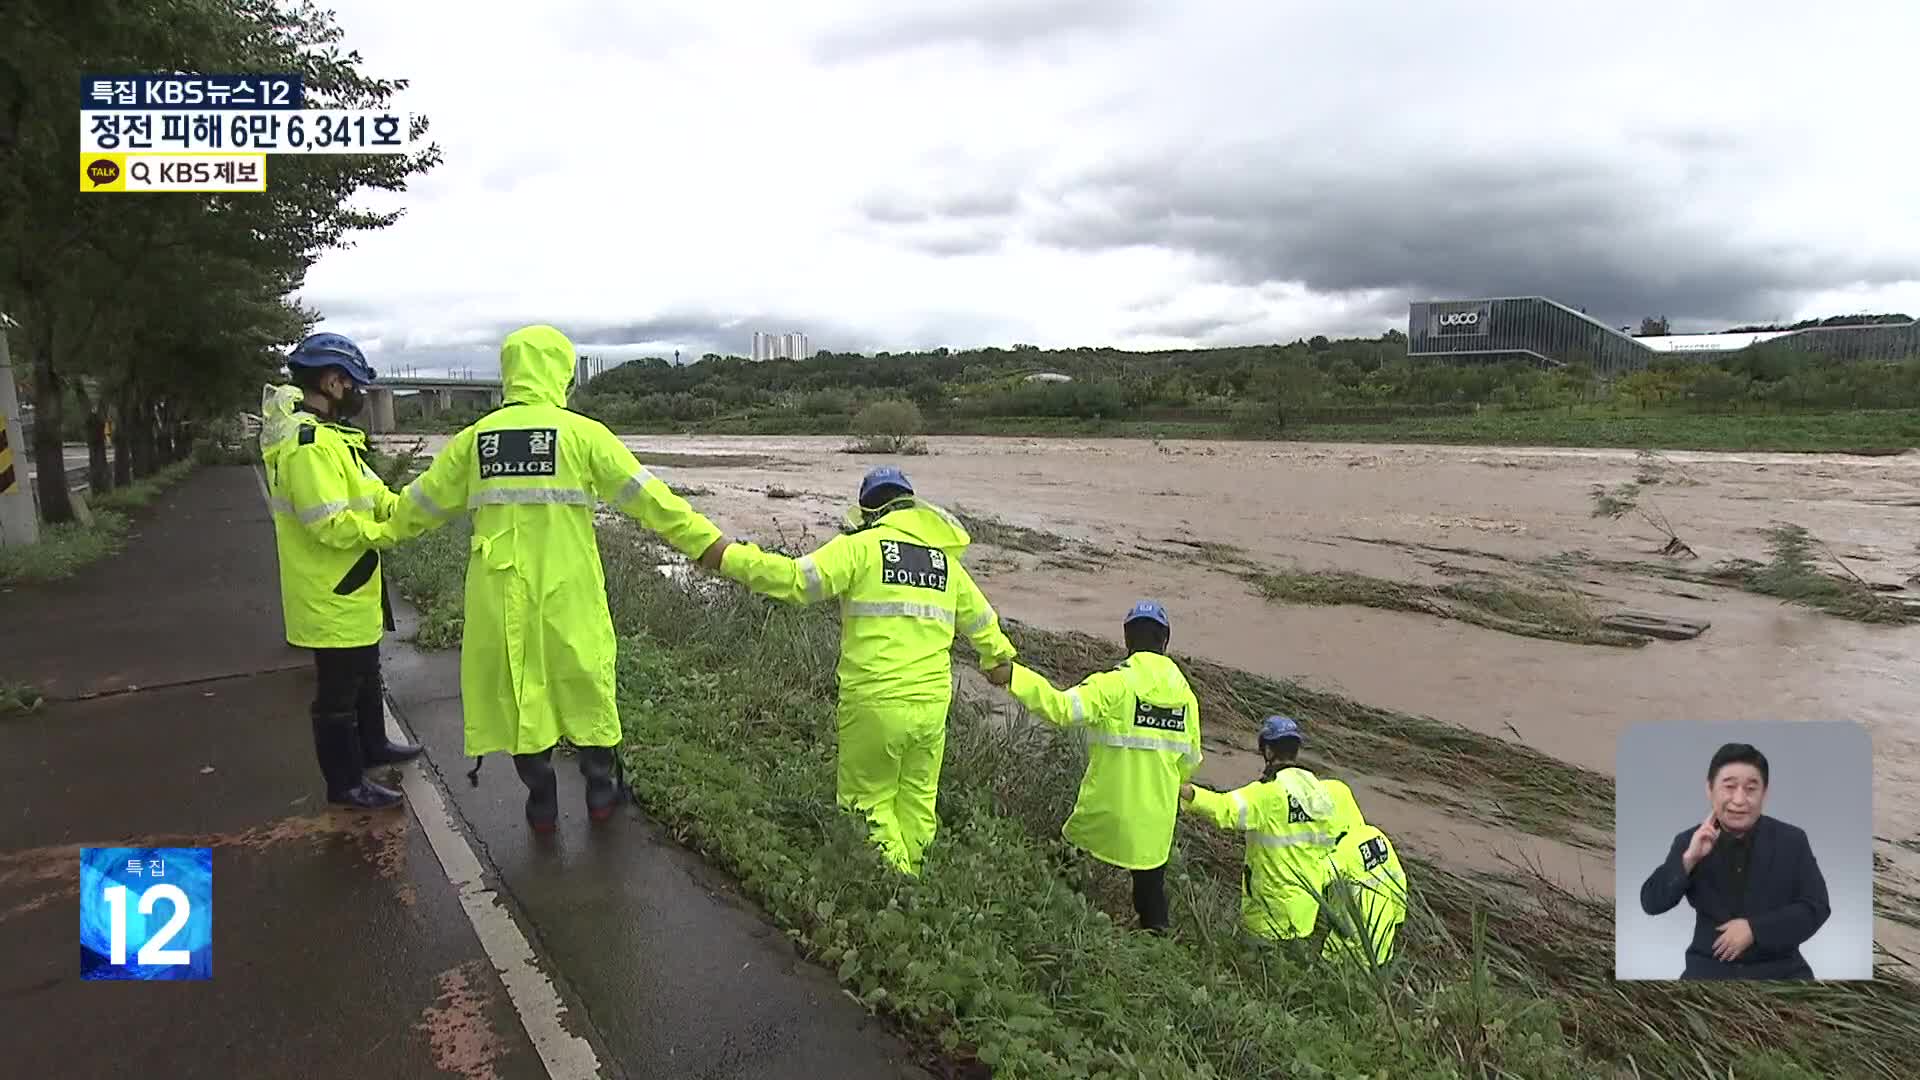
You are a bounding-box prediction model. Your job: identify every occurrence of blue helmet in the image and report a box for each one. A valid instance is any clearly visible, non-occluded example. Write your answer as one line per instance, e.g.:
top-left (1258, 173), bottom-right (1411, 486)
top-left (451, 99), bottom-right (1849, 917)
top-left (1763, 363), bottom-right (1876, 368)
top-left (1124, 600), bottom-right (1170, 631)
top-left (858, 466), bottom-right (914, 509)
top-left (1259, 715), bottom-right (1302, 746)
top-left (287, 332), bottom-right (377, 386)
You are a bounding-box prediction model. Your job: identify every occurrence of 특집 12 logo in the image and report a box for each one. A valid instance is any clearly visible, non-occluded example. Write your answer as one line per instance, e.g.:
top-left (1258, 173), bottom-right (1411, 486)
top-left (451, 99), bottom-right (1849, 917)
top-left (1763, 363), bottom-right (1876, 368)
top-left (79, 847), bottom-right (212, 980)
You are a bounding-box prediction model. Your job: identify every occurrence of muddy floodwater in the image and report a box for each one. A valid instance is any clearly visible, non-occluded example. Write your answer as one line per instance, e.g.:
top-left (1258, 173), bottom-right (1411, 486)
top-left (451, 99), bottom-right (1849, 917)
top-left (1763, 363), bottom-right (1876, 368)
top-left (387, 432), bottom-right (1920, 969)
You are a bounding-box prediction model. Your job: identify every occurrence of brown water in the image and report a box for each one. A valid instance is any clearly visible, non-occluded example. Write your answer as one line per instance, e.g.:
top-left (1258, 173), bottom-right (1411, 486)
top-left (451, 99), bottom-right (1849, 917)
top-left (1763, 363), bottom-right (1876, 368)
top-left (388, 432), bottom-right (1920, 968)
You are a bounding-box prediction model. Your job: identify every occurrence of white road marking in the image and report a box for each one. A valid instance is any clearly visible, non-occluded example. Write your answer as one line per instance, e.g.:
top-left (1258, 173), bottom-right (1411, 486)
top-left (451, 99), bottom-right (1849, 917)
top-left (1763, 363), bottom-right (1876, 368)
top-left (386, 705), bottom-right (605, 1080)
top-left (251, 457), bottom-right (600, 1076)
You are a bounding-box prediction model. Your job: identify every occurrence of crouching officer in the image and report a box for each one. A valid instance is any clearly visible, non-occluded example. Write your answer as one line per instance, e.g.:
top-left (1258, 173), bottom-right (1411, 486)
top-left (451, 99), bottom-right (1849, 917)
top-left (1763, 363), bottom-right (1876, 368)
top-left (379, 325), bottom-right (730, 831)
top-left (1180, 715), bottom-right (1339, 942)
top-left (261, 333), bottom-right (422, 811)
top-left (704, 466), bottom-right (1016, 875)
top-left (1318, 778), bottom-right (1409, 967)
top-left (982, 601), bottom-right (1201, 932)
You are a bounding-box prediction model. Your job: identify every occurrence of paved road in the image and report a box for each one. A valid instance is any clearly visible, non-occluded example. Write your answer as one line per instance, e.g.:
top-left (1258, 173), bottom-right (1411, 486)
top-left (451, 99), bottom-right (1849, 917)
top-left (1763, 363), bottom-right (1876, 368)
top-left (0, 467), bottom-right (927, 1079)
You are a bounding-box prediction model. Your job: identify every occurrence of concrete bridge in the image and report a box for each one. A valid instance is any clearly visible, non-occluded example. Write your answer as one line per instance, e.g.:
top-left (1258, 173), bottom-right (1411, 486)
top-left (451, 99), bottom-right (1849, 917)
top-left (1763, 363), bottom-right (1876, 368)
top-left (366, 375), bottom-right (503, 434)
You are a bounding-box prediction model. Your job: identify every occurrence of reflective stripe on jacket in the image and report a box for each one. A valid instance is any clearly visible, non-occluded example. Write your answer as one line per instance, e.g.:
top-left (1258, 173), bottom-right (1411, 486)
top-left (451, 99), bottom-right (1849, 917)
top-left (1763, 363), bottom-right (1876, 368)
top-left (1186, 766), bottom-right (1339, 939)
top-left (719, 499), bottom-right (1015, 707)
top-left (260, 383), bottom-right (398, 649)
top-left (1322, 823), bottom-right (1408, 965)
top-left (381, 326), bottom-right (725, 757)
top-left (1008, 652), bottom-right (1201, 870)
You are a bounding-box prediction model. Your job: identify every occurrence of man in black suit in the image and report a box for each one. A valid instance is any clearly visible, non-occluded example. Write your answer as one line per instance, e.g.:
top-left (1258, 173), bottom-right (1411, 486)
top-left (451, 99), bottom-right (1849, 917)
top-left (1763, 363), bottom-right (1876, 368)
top-left (1639, 742), bottom-right (1831, 980)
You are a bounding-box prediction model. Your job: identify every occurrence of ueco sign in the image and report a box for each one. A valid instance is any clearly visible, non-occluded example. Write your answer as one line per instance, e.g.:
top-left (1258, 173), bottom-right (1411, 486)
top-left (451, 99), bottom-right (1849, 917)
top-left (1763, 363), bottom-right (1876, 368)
top-left (1431, 304), bottom-right (1491, 337)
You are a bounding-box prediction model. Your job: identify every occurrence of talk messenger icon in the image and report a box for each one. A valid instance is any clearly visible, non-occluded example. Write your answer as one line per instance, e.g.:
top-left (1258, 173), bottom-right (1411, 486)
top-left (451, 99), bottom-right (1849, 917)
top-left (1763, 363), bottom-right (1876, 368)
top-left (86, 159), bottom-right (120, 187)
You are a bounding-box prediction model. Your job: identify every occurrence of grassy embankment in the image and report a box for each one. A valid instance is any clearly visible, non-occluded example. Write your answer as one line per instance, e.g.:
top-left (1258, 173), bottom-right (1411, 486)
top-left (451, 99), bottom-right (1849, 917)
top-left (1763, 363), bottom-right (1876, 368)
top-left (384, 510), bottom-right (1920, 1079)
top-left (487, 407), bottom-right (1920, 455)
top-left (0, 460), bottom-right (197, 586)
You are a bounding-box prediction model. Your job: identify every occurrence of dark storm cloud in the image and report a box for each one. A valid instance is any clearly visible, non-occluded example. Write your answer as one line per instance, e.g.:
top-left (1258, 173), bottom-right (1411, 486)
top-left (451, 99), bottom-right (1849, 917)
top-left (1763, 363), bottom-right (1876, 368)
top-left (1033, 150), bottom-right (1916, 330)
top-left (813, 0), bottom-right (1149, 63)
top-left (861, 143), bottom-right (1911, 332)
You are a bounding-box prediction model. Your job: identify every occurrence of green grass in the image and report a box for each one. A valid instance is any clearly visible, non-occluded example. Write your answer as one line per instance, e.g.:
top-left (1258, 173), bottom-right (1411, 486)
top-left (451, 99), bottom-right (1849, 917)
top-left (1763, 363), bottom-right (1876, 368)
top-left (380, 514), bottom-right (1920, 1079)
top-left (0, 682), bottom-right (45, 716)
top-left (1249, 566), bottom-right (1648, 648)
top-left (1706, 525), bottom-right (1917, 624)
top-left (573, 408), bottom-right (1920, 453)
top-left (950, 509), bottom-right (1075, 554)
top-left (0, 460), bottom-right (197, 586)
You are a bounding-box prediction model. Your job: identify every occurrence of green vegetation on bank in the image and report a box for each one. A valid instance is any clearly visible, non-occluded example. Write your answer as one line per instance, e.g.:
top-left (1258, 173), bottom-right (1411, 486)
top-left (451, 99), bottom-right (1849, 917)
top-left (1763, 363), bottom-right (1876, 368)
top-left (543, 329), bottom-right (1920, 452)
top-left (1249, 568), bottom-right (1646, 648)
top-left (0, 460), bottom-right (196, 586)
top-left (382, 515), bottom-right (1920, 1079)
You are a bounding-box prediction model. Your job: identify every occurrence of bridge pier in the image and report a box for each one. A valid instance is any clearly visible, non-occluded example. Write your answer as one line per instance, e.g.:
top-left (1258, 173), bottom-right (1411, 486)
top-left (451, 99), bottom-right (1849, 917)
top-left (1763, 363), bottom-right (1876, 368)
top-left (367, 386), bottom-right (396, 434)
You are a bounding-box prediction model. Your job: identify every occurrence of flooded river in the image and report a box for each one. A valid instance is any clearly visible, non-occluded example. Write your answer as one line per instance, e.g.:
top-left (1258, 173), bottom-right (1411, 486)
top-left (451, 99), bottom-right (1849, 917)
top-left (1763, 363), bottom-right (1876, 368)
top-left (385, 432), bottom-right (1920, 967)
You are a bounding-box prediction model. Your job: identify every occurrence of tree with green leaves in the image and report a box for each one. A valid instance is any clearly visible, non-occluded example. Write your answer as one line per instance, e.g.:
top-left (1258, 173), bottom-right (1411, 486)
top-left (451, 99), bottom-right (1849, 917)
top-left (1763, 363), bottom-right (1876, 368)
top-left (0, 0), bottom-right (440, 523)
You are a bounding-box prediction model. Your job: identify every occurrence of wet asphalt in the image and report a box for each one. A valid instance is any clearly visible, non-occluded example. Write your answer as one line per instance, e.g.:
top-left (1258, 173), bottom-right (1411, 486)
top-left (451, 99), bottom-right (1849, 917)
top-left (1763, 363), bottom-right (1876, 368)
top-left (0, 466), bottom-right (927, 1079)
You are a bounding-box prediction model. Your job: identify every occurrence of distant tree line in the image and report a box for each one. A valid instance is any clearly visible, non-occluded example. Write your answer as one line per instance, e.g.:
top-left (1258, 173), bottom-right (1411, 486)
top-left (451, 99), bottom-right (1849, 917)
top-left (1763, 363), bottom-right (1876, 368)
top-left (572, 328), bottom-right (1920, 432)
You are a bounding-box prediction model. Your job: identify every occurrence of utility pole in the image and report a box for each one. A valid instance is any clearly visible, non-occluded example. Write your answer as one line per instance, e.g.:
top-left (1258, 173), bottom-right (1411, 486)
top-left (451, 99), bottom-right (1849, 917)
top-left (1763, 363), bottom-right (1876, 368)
top-left (0, 316), bottom-right (41, 546)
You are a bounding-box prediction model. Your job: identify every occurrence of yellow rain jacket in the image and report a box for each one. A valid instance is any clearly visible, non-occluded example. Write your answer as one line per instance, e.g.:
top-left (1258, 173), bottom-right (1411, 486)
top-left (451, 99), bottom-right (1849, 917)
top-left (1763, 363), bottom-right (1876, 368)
top-left (259, 383), bottom-right (398, 648)
top-left (719, 496), bottom-right (1016, 873)
top-left (718, 498), bottom-right (1016, 707)
top-left (1186, 765), bottom-right (1339, 940)
top-left (1318, 778), bottom-right (1409, 966)
top-left (1007, 652), bottom-right (1202, 870)
top-left (379, 326), bottom-right (725, 756)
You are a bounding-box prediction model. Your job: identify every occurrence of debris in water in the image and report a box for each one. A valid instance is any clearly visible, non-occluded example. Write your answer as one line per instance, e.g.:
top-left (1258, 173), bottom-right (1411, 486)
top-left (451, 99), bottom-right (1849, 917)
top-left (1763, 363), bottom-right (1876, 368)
top-left (1600, 611), bottom-right (1710, 641)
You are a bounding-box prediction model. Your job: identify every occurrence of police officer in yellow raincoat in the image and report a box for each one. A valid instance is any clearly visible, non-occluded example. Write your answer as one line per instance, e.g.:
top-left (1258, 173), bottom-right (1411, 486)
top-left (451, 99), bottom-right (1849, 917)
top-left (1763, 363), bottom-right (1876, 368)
top-left (1318, 777), bottom-right (1409, 967)
top-left (983, 600), bottom-right (1200, 931)
top-left (376, 325), bottom-right (729, 830)
top-left (1180, 715), bottom-right (1340, 941)
top-left (710, 466), bottom-right (1016, 875)
top-left (260, 333), bottom-right (422, 810)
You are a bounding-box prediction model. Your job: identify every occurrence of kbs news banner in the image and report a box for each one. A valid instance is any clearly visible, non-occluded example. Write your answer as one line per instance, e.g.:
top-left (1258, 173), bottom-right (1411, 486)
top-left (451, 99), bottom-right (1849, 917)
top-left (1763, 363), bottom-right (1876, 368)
top-left (80, 74), bottom-right (420, 192)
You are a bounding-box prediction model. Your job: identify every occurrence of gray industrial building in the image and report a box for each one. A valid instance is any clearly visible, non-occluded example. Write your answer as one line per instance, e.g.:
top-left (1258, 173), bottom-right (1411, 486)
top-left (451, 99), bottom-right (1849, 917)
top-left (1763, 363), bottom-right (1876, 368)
top-left (1407, 296), bottom-right (1919, 375)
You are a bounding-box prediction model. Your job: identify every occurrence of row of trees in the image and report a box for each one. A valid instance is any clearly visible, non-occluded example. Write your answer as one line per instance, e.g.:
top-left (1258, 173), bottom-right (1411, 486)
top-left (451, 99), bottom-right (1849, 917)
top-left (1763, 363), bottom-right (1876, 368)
top-left (574, 331), bottom-right (1920, 429)
top-left (0, 0), bottom-right (439, 523)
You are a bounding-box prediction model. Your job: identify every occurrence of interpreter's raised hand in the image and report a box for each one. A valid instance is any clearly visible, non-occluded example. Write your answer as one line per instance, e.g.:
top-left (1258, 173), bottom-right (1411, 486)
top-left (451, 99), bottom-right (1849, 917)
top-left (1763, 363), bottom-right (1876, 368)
top-left (1682, 812), bottom-right (1721, 872)
top-left (1713, 917), bottom-right (1754, 962)
top-left (982, 664), bottom-right (1012, 687)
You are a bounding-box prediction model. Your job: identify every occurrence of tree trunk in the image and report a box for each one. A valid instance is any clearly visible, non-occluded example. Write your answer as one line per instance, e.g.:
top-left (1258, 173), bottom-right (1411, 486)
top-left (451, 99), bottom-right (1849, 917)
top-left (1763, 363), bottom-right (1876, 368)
top-left (27, 321), bottom-right (76, 524)
top-left (85, 397), bottom-right (111, 493)
top-left (156, 402), bottom-right (175, 464)
top-left (131, 396), bottom-right (156, 478)
top-left (112, 393), bottom-right (133, 486)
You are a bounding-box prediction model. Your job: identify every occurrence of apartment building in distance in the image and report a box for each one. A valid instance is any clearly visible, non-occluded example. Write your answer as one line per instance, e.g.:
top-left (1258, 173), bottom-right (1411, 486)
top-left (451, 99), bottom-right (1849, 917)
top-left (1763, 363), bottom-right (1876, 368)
top-left (750, 331), bottom-right (813, 362)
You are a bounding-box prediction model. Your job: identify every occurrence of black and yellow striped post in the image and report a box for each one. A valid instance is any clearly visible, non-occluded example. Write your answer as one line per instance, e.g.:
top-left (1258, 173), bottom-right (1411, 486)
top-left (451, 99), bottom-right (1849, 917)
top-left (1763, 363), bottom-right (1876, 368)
top-left (0, 426), bottom-right (16, 495)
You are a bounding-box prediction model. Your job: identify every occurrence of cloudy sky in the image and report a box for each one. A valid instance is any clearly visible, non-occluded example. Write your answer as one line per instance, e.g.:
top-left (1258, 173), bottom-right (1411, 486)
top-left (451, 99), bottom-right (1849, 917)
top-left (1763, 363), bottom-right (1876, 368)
top-left (297, 0), bottom-right (1920, 377)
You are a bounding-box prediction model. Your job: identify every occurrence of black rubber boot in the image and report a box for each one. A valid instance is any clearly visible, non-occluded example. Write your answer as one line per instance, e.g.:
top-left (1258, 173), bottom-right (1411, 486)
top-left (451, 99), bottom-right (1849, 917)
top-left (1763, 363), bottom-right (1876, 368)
top-left (579, 746), bottom-right (620, 823)
top-left (314, 710), bottom-right (403, 810)
top-left (514, 749), bottom-right (559, 832)
top-left (356, 678), bottom-right (423, 766)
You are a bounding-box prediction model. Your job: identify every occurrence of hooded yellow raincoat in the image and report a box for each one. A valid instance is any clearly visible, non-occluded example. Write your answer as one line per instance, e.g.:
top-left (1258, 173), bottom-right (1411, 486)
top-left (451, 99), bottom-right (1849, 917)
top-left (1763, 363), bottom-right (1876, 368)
top-left (1318, 778), bottom-right (1408, 966)
top-left (1005, 652), bottom-right (1202, 870)
top-left (259, 383), bottom-right (399, 648)
top-left (719, 497), bottom-right (1016, 873)
top-left (1185, 764), bottom-right (1340, 939)
top-left (378, 326), bottom-right (725, 757)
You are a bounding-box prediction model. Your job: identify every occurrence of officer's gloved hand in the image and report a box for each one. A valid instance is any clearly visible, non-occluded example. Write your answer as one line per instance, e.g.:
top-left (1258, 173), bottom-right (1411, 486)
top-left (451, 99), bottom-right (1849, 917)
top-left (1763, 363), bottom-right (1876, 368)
top-left (982, 664), bottom-right (1012, 687)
